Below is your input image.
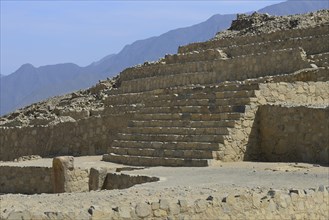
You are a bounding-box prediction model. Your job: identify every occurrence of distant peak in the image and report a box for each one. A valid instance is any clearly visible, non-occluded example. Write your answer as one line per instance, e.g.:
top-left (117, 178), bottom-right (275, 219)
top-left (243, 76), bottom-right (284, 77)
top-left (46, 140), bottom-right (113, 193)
top-left (21, 63), bottom-right (35, 68)
top-left (16, 63), bottom-right (36, 73)
top-left (18, 63), bottom-right (35, 70)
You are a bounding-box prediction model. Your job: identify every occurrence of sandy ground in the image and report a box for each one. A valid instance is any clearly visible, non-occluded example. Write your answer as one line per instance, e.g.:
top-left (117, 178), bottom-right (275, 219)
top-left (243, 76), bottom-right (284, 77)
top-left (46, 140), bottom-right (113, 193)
top-left (0, 156), bottom-right (127, 169)
top-left (0, 156), bottom-right (328, 219)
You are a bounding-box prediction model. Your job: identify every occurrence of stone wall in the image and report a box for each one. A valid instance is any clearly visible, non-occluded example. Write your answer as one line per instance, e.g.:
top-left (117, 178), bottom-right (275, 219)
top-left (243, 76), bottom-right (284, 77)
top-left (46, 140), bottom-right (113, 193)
top-left (120, 48), bottom-right (309, 83)
top-left (102, 173), bottom-right (159, 190)
top-left (118, 49), bottom-right (309, 93)
top-left (0, 114), bottom-right (131, 161)
top-left (255, 81), bottom-right (329, 107)
top-left (220, 80), bottom-right (329, 162)
top-left (168, 34), bottom-right (328, 63)
top-left (0, 166), bottom-right (53, 194)
top-left (178, 24), bottom-right (329, 53)
top-left (90, 186), bottom-right (329, 220)
top-left (258, 105), bottom-right (329, 164)
top-left (0, 162), bottom-right (89, 194)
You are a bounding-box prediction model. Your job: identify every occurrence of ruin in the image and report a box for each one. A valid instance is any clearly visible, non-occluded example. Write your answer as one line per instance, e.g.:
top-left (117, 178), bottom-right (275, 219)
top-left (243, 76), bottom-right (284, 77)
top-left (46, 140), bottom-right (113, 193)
top-left (0, 10), bottom-right (328, 219)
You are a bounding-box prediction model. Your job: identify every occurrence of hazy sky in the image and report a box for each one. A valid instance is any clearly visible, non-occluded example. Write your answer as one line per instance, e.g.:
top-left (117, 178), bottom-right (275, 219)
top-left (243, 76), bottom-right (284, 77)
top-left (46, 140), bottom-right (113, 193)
top-left (1, 0), bottom-right (285, 76)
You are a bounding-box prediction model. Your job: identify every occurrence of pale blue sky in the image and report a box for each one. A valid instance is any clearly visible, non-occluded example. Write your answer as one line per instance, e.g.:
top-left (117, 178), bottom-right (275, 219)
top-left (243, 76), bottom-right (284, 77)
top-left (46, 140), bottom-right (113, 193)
top-left (1, 0), bottom-right (285, 76)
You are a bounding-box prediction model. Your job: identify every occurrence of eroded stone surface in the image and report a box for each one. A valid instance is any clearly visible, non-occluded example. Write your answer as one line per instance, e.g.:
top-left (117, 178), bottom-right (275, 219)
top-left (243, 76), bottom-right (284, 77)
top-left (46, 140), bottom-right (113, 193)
top-left (52, 156), bottom-right (74, 193)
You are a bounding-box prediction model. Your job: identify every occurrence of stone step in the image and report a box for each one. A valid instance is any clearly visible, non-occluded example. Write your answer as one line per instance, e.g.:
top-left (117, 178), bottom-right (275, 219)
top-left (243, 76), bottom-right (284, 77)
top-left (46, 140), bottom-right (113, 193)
top-left (108, 147), bottom-right (213, 159)
top-left (128, 119), bottom-right (236, 128)
top-left (106, 104), bottom-right (246, 115)
top-left (112, 140), bottom-right (220, 151)
top-left (179, 34), bottom-right (328, 59)
top-left (103, 153), bottom-right (209, 167)
top-left (122, 126), bottom-right (229, 135)
top-left (105, 104), bottom-right (144, 114)
top-left (169, 34), bottom-right (329, 63)
top-left (106, 83), bottom-right (259, 101)
top-left (178, 25), bottom-right (329, 54)
top-left (133, 112), bottom-right (242, 121)
top-left (145, 98), bottom-right (253, 107)
top-left (117, 48), bottom-right (308, 93)
top-left (116, 133), bottom-right (225, 143)
top-left (119, 38), bottom-right (313, 83)
top-left (107, 89), bottom-right (255, 105)
top-left (139, 105), bottom-right (246, 114)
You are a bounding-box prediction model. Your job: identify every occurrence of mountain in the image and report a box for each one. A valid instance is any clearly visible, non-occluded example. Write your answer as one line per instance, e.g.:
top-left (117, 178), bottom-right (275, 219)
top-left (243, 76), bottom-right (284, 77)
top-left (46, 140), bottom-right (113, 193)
top-left (0, 14), bottom-right (235, 115)
top-left (1, 0), bottom-right (328, 116)
top-left (259, 0), bottom-right (329, 15)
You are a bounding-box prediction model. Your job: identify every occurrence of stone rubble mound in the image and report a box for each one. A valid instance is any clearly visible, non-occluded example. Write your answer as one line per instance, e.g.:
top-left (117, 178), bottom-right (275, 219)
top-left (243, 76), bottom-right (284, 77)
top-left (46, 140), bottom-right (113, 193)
top-left (0, 76), bottom-right (119, 127)
top-left (214, 9), bottom-right (329, 39)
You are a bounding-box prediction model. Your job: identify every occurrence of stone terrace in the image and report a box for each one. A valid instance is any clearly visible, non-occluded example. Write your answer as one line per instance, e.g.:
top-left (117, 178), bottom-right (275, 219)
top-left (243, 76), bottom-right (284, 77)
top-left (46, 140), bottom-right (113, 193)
top-left (100, 13), bottom-right (329, 166)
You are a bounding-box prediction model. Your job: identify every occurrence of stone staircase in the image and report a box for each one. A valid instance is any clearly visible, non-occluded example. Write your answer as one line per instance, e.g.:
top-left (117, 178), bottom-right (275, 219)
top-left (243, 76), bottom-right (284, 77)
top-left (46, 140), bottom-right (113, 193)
top-left (102, 23), bottom-right (329, 167)
top-left (103, 83), bottom-right (259, 166)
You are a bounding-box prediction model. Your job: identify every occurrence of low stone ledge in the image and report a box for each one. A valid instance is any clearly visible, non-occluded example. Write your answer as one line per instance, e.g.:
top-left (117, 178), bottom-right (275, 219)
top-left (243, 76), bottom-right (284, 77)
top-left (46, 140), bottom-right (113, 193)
top-left (0, 166), bottom-right (53, 194)
top-left (87, 186), bottom-right (329, 220)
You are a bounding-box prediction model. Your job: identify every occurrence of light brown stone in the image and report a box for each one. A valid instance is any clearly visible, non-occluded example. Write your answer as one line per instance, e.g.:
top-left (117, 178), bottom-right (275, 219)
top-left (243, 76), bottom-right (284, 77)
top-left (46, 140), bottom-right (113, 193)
top-left (52, 156), bottom-right (74, 193)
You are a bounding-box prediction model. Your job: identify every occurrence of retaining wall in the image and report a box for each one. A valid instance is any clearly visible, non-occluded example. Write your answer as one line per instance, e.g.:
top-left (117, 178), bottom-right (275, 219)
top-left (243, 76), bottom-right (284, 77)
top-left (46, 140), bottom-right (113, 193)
top-left (0, 114), bottom-right (131, 161)
top-left (221, 80), bottom-right (329, 162)
top-left (90, 187), bottom-right (329, 220)
top-left (118, 49), bottom-right (309, 93)
top-left (0, 163), bottom-right (89, 194)
top-left (178, 24), bottom-right (329, 53)
top-left (259, 105), bottom-right (329, 164)
top-left (0, 166), bottom-right (53, 194)
top-left (0, 159), bottom-right (158, 194)
top-left (166, 34), bottom-right (328, 63)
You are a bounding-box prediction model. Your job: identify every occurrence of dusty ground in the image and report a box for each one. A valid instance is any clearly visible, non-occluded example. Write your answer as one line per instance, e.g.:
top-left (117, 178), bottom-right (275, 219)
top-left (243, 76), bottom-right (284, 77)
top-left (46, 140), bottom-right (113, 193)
top-left (0, 156), bottom-right (328, 219)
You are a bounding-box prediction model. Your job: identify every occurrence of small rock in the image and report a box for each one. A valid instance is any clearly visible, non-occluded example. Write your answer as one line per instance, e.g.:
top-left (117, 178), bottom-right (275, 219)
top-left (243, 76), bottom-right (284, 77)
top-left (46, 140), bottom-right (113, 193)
top-left (112, 206), bottom-right (119, 212)
top-left (44, 212), bottom-right (65, 219)
top-left (118, 206), bottom-right (131, 219)
top-left (88, 206), bottom-right (95, 215)
top-left (304, 188), bottom-right (316, 195)
top-left (178, 199), bottom-right (188, 212)
top-left (135, 203), bottom-right (151, 218)
top-left (206, 195), bottom-right (213, 201)
top-left (168, 202), bottom-right (180, 215)
top-left (267, 189), bottom-right (281, 198)
top-left (310, 63), bottom-right (318, 69)
top-left (194, 199), bottom-right (207, 213)
top-left (151, 201), bottom-right (160, 210)
top-left (7, 210), bottom-right (32, 220)
top-left (317, 185), bottom-right (327, 192)
top-left (153, 209), bottom-right (167, 217)
top-left (289, 189), bottom-right (305, 196)
top-left (159, 199), bottom-right (170, 211)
